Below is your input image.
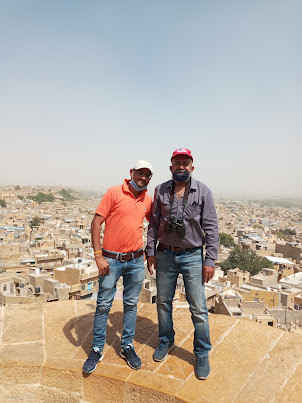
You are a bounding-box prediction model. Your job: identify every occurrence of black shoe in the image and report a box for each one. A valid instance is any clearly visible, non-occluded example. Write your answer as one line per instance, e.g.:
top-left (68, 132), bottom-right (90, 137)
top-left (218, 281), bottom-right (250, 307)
top-left (120, 344), bottom-right (141, 369)
top-left (82, 348), bottom-right (103, 374)
top-left (153, 341), bottom-right (174, 362)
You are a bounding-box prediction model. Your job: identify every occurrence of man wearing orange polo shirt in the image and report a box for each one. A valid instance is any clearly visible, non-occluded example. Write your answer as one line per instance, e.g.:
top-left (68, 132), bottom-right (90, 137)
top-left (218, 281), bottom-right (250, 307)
top-left (82, 160), bottom-right (153, 373)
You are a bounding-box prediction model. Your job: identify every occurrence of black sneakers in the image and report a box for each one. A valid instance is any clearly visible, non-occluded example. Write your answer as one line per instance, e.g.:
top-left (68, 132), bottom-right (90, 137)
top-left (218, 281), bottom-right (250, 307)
top-left (120, 344), bottom-right (142, 369)
top-left (82, 347), bottom-right (104, 374)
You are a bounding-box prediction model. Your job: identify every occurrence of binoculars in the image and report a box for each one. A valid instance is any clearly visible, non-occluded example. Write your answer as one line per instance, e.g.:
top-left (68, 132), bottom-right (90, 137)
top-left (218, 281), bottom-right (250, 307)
top-left (164, 216), bottom-right (186, 239)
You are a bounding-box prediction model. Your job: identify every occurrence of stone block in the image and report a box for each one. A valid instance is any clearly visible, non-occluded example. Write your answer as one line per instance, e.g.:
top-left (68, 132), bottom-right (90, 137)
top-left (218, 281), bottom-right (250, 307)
top-left (128, 369), bottom-right (183, 397)
top-left (42, 358), bottom-right (83, 394)
top-left (125, 382), bottom-right (183, 402)
top-left (2, 303), bottom-right (43, 343)
top-left (36, 385), bottom-right (81, 402)
top-left (92, 360), bottom-right (132, 381)
top-left (0, 342), bottom-right (44, 368)
top-left (83, 372), bottom-right (125, 403)
top-left (0, 366), bottom-right (41, 386)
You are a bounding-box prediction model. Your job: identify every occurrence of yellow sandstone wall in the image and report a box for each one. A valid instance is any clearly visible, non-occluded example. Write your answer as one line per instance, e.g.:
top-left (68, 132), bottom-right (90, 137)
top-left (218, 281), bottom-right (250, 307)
top-left (0, 300), bottom-right (302, 402)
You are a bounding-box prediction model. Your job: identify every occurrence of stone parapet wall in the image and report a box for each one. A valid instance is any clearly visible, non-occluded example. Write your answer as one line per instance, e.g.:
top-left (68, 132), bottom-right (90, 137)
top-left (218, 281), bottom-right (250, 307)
top-left (0, 300), bottom-right (302, 402)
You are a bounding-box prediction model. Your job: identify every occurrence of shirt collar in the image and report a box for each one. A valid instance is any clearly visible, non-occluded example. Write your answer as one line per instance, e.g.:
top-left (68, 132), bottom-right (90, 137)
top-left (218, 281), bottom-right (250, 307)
top-left (167, 177), bottom-right (197, 191)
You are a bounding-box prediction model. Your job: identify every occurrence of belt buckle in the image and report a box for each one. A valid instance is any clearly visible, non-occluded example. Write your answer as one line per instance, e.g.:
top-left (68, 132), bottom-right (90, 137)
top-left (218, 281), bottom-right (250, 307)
top-left (119, 253), bottom-right (134, 262)
top-left (119, 253), bottom-right (128, 262)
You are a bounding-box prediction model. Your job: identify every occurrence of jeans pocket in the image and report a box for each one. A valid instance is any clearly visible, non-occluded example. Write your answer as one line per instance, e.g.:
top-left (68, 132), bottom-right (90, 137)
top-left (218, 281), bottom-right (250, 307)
top-left (105, 257), bottom-right (116, 267)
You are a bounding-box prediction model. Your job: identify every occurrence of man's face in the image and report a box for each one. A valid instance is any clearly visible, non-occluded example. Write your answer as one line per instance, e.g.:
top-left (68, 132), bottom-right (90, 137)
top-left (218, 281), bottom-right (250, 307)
top-left (170, 156), bottom-right (194, 174)
top-left (130, 168), bottom-right (152, 188)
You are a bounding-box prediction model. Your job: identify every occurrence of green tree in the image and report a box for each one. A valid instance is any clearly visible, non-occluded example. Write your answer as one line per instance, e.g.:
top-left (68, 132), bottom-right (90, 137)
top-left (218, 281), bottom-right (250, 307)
top-left (220, 246), bottom-right (273, 275)
top-left (17, 195), bottom-right (24, 200)
top-left (219, 232), bottom-right (235, 248)
top-left (59, 188), bottom-right (76, 201)
top-left (28, 193), bottom-right (55, 204)
top-left (0, 199), bottom-right (7, 208)
top-left (275, 228), bottom-right (296, 240)
top-left (253, 223), bottom-right (264, 230)
top-left (30, 216), bottom-right (41, 228)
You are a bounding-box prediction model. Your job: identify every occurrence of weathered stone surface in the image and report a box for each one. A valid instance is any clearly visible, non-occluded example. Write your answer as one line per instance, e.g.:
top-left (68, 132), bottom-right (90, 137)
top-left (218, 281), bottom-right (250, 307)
top-left (0, 307), bottom-right (3, 345)
top-left (0, 342), bottom-right (44, 367)
top-left (1, 300), bottom-right (302, 402)
top-left (234, 332), bottom-right (302, 403)
top-left (176, 319), bottom-right (283, 402)
top-left (128, 369), bottom-right (183, 397)
top-left (36, 385), bottom-right (81, 403)
top-left (124, 382), bottom-right (184, 403)
top-left (44, 300), bottom-right (78, 358)
top-left (0, 384), bottom-right (41, 402)
top-left (42, 360), bottom-right (83, 394)
top-left (157, 313), bottom-right (238, 381)
top-left (83, 373), bottom-right (125, 403)
top-left (0, 366), bottom-right (42, 386)
top-left (92, 360), bottom-right (132, 381)
top-left (274, 361), bottom-right (302, 403)
top-left (2, 304), bottom-right (43, 343)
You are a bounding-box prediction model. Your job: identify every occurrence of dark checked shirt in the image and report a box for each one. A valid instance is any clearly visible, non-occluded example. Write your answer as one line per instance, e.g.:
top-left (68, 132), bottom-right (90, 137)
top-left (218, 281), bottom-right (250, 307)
top-left (147, 178), bottom-right (219, 267)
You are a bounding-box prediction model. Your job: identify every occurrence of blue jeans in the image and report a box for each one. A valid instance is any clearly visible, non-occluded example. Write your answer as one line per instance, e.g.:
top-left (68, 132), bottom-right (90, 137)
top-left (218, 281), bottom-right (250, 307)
top-left (156, 248), bottom-right (211, 357)
top-left (92, 254), bottom-right (145, 351)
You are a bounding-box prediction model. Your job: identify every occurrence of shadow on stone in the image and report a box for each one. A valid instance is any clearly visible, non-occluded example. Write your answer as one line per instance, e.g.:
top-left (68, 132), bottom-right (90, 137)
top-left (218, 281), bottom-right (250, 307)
top-left (63, 309), bottom-right (193, 365)
top-left (63, 310), bottom-right (159, 356)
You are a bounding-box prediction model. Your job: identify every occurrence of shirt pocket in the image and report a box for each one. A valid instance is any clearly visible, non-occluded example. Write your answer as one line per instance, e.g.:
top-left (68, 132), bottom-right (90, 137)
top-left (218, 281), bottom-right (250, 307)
top-left (185, 203), bottom-right (202, 220)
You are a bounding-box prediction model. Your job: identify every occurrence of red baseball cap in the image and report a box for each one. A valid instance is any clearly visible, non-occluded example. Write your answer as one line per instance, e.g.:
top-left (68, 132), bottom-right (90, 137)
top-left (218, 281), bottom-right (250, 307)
top-left (171, 148), bottom-right (193, 161)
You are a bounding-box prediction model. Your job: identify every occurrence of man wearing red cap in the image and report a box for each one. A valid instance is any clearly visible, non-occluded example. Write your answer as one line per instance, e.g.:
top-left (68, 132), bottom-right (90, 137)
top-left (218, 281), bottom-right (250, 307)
top-left (147, 149), bottom-right (219, 380)
top-left (83, 160), bottom-right (153, 374)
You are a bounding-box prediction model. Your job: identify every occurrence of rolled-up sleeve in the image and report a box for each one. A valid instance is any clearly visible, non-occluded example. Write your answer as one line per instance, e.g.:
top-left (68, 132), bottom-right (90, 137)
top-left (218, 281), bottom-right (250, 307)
top-left (202, 189), bottom-right (219, 267)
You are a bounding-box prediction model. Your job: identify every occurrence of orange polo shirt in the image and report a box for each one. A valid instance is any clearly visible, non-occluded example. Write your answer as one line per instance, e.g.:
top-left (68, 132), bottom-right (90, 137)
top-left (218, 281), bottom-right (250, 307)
top-left (95, 179), bottom-right (152, 253)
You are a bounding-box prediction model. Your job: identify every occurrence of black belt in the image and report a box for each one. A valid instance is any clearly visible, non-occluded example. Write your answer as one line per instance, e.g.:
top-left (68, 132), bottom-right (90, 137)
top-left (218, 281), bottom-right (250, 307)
top-left (102, 249), bottom-right (143, 262)
top-left (158, 243), bottom-right (201, 252)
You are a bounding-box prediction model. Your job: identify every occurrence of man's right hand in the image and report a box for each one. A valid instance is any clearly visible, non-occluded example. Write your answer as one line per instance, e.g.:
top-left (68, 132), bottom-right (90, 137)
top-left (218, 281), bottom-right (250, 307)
top-left (147, 256), bottom-right (156, 275)
top-left (95, 255), bottom-right (110, 275)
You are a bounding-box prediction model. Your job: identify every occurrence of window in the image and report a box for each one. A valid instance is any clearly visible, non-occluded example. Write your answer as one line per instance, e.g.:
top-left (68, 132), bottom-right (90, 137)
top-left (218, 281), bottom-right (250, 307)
top-left (3, 285), bottom-right (7, 292)
top-left (81, 285), bottom-right (85, 291)
top-left (93, 281), bottom-right (97, 287)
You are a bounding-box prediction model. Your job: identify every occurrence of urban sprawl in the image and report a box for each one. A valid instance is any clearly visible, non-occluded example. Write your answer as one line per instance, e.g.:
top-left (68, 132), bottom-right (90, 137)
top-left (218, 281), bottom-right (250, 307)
top-left (0, 185), bottom-right (302, 333)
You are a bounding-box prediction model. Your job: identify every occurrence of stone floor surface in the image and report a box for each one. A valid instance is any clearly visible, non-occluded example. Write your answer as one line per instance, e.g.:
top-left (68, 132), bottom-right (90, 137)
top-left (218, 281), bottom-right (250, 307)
top-left (0, 300), bottom-right (302, 402)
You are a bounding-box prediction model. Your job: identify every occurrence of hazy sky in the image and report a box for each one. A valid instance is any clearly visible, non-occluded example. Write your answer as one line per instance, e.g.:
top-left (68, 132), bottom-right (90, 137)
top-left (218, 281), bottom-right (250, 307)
top-left (1, 0), bottom-right (301, 197)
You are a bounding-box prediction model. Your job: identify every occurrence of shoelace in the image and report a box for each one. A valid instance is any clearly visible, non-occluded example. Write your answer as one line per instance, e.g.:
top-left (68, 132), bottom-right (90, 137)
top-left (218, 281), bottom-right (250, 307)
top-left (124, 346), bottom-right (136, 358)
top-left (158, 342), bottom-right (169, 351)
top-left (88, 350), bottom-right (100, 362)
top-left (197, 356), bottom-right (206, 367)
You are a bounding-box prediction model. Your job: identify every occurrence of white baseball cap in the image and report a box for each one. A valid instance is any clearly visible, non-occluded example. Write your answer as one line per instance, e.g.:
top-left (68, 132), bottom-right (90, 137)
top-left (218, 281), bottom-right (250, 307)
top-left (133, 160), bottom-right (153, 175)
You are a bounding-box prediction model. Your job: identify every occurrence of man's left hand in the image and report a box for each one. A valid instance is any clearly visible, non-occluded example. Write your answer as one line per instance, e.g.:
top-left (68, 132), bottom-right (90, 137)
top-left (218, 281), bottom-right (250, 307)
top-left (202, 265), bottom-right (215, 283)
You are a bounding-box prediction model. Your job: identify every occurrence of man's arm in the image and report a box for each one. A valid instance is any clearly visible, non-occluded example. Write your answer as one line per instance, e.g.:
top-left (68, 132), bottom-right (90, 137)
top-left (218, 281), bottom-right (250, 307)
top-left (91, 214), bottom-right (110, 275)
top-left (201, 189), bottom-right (219, 282)
top-left (146, 187), bottom-right (161, 274)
